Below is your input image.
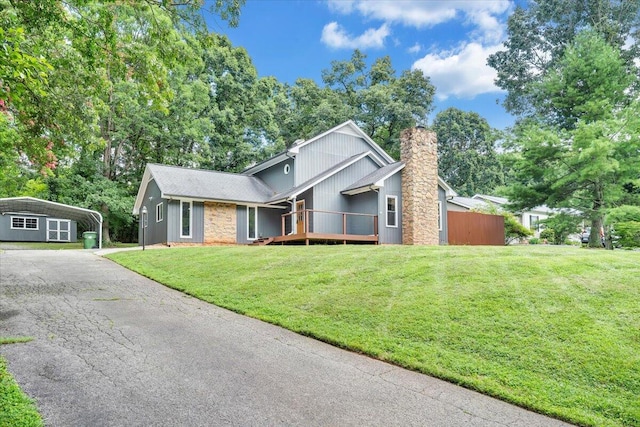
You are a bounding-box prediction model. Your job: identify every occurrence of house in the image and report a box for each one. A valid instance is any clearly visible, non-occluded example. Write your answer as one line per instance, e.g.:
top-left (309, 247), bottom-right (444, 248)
top-left (0, 197), bottom-right (103, 246)
top-left (133, 121), bottom-right (455, 246)
top-left (448, 194), bottom-right (553, 238)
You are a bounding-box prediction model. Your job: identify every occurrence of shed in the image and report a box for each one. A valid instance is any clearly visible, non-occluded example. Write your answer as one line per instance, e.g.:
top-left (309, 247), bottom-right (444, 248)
top-left (0, 197), bottom-right (103, 248)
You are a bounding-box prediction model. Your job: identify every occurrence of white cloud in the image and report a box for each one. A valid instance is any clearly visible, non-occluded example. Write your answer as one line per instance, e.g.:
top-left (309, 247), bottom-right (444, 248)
top-left (326, 0), bottom-right (511, 44)
top-left (407, 42), bottom-right (422, 54)
top-left (321, 22), bottom-right (391, 49)
top-left (412, 42), bottom-right (504, 100)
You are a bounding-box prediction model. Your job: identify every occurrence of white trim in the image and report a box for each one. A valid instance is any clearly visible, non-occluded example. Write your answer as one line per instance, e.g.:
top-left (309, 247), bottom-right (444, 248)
top-left (386, 195), bottom-right (398, 228)
top-left (438, 201), bottom-right (443, 232)
top-left (180, 200), bottom-right (192, 238)
top-left (46, 218), bottom-right (71, 242)
top-left (10, 216), bottom-right (39, 231)
top-left (288, 120), bottom-right (395, 164)
top-left (156, 202), bottom-right (164, 223)
top-left (162, 195), bottom-right (285, 209)
top-left (247, 205), bottom-right (258, 240)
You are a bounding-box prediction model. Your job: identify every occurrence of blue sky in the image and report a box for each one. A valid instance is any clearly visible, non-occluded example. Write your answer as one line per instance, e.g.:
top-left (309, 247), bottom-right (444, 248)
top-left (204, 0), bottom-right (524, 130)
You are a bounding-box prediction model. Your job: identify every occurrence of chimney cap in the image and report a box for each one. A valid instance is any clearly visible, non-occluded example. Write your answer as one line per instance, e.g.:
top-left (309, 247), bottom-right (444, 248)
top-left (415, 125), bottom-right (426, 130)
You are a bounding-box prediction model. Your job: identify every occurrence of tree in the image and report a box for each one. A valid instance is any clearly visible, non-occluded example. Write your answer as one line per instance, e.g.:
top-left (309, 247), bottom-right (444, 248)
top-left (487, 0), bottom-right (640, 116)
top-left (432, 108), bottom-right (503, 196)
top-left (506, 31), bottom-right (640, 247)
top-left (319, 50), bottom-right (436, 158)
top-left (540, 212), bottom-right (583, 245)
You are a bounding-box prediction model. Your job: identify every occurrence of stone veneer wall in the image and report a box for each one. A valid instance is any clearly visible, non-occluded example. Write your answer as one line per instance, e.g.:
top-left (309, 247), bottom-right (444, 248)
top-left (400, 127), bottom-right (439, 245)
top-left (204, 202), bottom-right (237, 244)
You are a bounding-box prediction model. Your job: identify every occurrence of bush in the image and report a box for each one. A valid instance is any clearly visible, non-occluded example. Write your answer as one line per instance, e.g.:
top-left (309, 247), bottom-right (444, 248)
top-left (539, 228), bottom-right (555, 242)
top-left (529, 237), bottom-right (540, 244)
top-left (614, 221), bottom-right (640, 248)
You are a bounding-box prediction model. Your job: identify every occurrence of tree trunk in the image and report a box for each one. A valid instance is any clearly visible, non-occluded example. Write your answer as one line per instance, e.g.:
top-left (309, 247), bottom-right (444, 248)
top-left (589, 185), bottom-right (605, 248)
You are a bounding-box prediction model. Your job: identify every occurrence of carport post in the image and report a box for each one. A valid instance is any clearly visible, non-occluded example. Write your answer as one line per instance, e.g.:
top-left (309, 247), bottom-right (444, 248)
top-left (141, 206), bottom-right (148, 250)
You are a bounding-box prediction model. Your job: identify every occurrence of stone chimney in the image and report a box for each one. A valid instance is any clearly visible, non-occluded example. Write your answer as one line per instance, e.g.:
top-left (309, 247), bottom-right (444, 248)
top-left (401, 126), bottom-right (439, 245)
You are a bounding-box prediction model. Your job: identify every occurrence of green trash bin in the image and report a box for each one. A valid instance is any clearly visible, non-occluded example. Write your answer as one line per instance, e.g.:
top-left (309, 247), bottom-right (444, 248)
top-left (82, 231), bottom-right (97, 249)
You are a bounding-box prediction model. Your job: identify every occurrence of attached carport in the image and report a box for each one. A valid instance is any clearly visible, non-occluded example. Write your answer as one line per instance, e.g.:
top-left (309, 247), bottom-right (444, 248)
top-left (0, 197), bottom-right (103, 248)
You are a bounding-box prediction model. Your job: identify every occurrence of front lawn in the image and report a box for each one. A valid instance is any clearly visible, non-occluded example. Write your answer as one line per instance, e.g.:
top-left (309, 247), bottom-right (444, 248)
top-left (107, 245), bottom-right (640, 427)
top-left (0, 339), bottom-right (42, 427)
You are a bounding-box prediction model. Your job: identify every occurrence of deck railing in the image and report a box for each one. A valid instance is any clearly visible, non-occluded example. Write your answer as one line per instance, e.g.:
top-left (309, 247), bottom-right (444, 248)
top-left (280, 209), bottom-right (378, 238)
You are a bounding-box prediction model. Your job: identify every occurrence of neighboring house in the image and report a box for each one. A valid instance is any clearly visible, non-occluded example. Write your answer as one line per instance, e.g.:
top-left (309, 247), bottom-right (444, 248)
top-left (133, 121), bottom-right (454, 246)
top-left (0, 197), bottom-right (103, 245)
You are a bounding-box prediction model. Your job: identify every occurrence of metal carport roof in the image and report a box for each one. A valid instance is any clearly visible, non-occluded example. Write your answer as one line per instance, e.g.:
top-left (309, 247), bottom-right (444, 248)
top-left (0, 197), bottom-right (103, 248)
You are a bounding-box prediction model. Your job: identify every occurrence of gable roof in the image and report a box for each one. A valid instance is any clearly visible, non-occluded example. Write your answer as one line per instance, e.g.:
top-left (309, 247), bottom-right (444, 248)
top-left (269, 152), bottom-right (374, 203)
top-left (243, 120), bottom-right (395, 176)
top-left (133, 164), bottom-right (275, 214)
top-left (289, 120), bottom-right (394, 164)
top-left (342, 162), bottom-right (405, 195)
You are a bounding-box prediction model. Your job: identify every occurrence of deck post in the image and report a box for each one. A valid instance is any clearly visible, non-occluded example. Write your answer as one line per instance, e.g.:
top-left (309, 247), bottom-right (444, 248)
top-left (305, 210), bottom-right (309, 233)
top-left (342, 213), bottom-right (346, 235)
top-left (281, 215), bottom-right (285, 236)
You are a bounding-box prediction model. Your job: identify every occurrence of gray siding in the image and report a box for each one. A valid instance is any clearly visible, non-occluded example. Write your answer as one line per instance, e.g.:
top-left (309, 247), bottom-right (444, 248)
top-left (167, 200), bottom-right (204, 243)
top-left (0, 215), bottom-right (78, 243)
top-left (310, 158), bottom-right (378, 235)
top-left (377, 172), bottom-right (403, 244)
top-left (254, 158), bottom-right (294, 193)
top-left (295, 133), bottom-right (382, 185)
top-left (236, 206), bottom-right (284, 244)
top-left (138, 178), bottom-right (167, 245)
top-left (439, 186), bottom-right (448, 244)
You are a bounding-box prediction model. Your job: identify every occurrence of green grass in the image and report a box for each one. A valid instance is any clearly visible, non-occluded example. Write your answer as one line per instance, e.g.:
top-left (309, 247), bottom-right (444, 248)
top-left (0, 339), bottom-right (43, 427)
top-left (107, 245), bottom-right (640, 427)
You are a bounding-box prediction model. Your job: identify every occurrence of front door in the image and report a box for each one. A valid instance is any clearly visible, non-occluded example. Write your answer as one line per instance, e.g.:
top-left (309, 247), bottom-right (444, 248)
top-left (296, 200), bottom-right (305, 234)
top-left (47, 219), bottom-right (71, 242)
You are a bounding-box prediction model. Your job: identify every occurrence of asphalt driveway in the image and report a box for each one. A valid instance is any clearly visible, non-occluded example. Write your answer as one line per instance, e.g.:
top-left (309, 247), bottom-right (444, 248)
top-left (0, 249), bottom-right (571, 426)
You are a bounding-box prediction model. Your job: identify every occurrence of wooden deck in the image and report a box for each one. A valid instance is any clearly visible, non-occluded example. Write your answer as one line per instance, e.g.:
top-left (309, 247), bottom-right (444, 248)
top-left (272, 232), bottom-right (378, 245)
top-left (266, 209), bottom-right (379, 245)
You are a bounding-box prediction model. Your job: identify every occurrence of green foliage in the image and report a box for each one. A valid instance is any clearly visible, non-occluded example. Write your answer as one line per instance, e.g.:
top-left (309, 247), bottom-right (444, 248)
top-left (606, 205), bottom-right (640, 224)
top-left (433, 107), bottom-right (503, 196)
top-left (283, 49), bottom-right (436, 158)
top-left (0, 356), bottom-right (43, 427)
top-left (539, 228), bottom-right (554, 242)
top-left (109, 245), bottom-right (640, 427)
top-left (541, 213), bottom-right (582, 245)
top-left (504, 30), bottom-right (640, 247)
top-left (528, 237), bottom-right (540, 244)
top-left (614, 222), bottom-right (640, 248)
top-left (488, 0), bottom-right (640, 116)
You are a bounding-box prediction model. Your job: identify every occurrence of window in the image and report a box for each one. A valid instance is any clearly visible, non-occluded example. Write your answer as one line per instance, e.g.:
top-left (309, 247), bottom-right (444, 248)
top-left (386, 196), bottom-right (397, 228)
top-left (11, 216), bottom-right (38, 230)
top-left (156, 202), bottom-right (163, 222)
top-left (247, 206), bottom-right (257, 240)
top-left (438, 201), bottom-right (443, 231)
top-left (181, 201), bottom-right (192, 238)
top-left (530, 215), bottom-right (540, 232)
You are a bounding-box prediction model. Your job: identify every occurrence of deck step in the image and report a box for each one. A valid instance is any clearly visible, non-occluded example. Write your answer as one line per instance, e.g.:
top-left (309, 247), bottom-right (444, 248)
top-left (250, 237), bottom-right (275, 246)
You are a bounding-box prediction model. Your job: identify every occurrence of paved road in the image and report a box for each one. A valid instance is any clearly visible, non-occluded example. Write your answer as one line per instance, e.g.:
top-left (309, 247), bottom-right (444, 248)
top-left (0, 250), bottom-right (571, 426)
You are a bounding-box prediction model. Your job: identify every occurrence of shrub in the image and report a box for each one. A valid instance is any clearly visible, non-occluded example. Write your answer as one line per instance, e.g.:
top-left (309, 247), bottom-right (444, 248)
top-left (529, 237), bottom-right (540, 244)
top-left (614, 222), bottom-right (640, 248)
top-left (539, 228), bottom-right (555, 242)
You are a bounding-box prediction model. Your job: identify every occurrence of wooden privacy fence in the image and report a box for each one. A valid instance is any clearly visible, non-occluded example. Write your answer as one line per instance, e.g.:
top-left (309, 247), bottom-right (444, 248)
top-left (447, 211), bottom-right (505, 245)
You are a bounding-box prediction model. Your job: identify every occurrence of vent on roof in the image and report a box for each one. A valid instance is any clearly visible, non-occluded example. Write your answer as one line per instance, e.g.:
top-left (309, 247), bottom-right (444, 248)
top-left (293, 139), bottom-right (305, 146)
